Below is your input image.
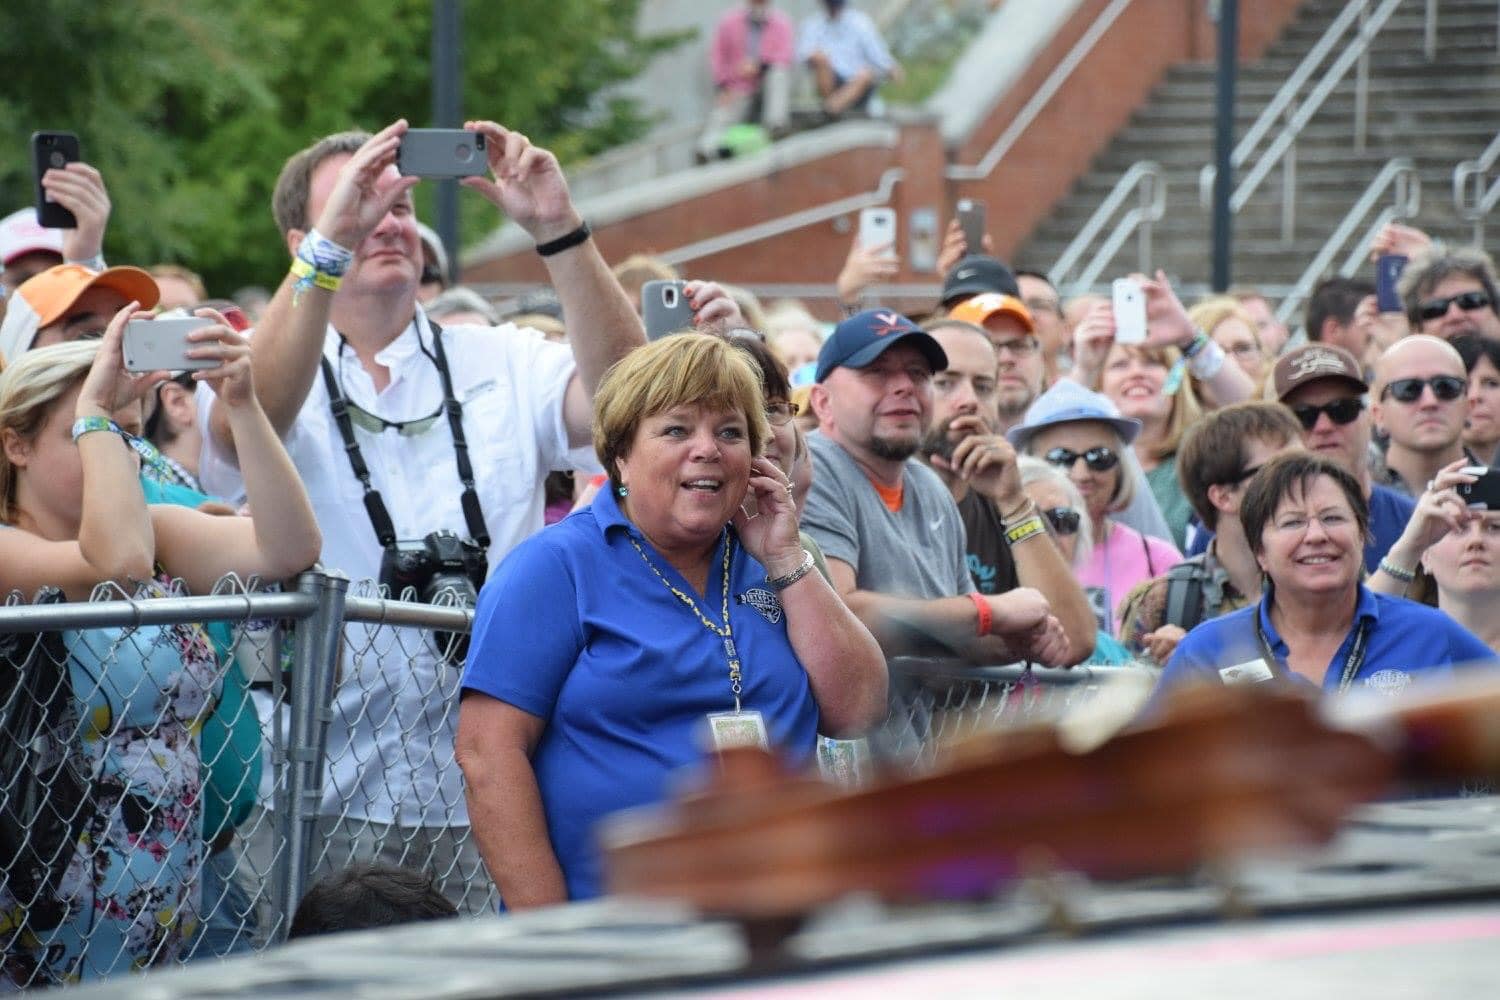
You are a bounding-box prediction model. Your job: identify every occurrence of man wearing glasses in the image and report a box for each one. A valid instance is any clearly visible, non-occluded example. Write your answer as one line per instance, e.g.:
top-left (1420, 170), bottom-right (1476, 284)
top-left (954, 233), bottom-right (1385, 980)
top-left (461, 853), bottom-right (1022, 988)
top-left (920, 316), bottom-right (1095, 663)
top-left (1272, 343), bottom-right (1416, 572)
top-left (945, 291), bottom-right (1046, 435)
top-left (1399, 246), bottom-right (1500, 342)
top-left (1370, 335), bottom-right (1471, 498)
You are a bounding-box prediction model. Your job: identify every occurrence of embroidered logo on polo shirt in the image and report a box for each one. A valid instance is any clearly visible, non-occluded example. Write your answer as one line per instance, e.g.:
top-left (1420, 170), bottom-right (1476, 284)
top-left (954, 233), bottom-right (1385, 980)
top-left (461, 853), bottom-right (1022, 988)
top-left (1363, 669), bottom-right (1412, 696)
top-left (462, 379), bottom-right (498, 403)
top-left (737, 587), bottom-right (783, 624)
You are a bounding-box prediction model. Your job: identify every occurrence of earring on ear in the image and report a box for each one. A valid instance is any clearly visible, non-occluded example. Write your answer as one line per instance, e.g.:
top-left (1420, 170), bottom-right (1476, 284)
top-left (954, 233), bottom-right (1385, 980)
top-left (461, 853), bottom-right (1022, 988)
top-left (616, 484), bottom-right (629, 497)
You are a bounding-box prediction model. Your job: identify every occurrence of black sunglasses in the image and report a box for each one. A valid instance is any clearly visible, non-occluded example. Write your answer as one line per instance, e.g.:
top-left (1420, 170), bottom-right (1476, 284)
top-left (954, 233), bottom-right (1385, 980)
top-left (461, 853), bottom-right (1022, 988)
top-left (1418, 290), bottom-right (1492, 322)
top-left (1290, 397), bottom-right (1363, 431)
top-left (1043, 506), bottom-right (1081, 535)
top-left (1044, 445), bottom-right (1119, 473)
top-left (1380, 375), bottom-right (1467, 404)
top-left (1225, 463), bottom-right (1265, 487)
top-left (420, 264), bottom-right (445, 286)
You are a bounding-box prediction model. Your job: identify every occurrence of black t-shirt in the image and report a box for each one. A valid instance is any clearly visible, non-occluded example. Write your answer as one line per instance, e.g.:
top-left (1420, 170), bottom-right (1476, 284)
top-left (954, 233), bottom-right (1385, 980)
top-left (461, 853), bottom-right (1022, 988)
top-left (957, 490), bottom-right (1021, 596)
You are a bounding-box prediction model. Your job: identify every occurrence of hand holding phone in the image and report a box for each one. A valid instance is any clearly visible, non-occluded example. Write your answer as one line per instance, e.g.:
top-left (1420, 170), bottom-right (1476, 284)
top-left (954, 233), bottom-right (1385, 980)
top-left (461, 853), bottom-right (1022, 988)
top-left (956, 198), bottom-right (986, 256)
top-left (1111, 278), bottom-right (1148, 345)
top-left (398, 129), bottom-right (488, 179)
top-left (1457, 466), bottom-right (1500, 510)
top-left (30, 131), bottom-right (81, 229)
top-left (858, 208), bottom-right (898, 262)
top-left (123, 317), bottom-right (220, 373)
top-left (642, 280), bottom-right (695, 340)
top-left (1376, 254), bottom-right (1408, 314)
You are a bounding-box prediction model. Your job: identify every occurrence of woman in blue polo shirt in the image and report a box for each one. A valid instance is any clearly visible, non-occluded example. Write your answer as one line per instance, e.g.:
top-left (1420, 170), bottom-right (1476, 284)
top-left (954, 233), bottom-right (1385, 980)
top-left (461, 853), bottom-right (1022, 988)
top-left (456, 333), bottom-right (886, 907)
top-left (1159, 453), bottom-right (1492, 697)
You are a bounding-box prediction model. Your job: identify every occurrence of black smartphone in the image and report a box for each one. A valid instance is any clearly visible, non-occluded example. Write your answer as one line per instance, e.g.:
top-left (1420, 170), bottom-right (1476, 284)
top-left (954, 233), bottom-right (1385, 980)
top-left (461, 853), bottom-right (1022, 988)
top-left (30, 131), bottom-right (80, 229)
top-left (1376, 254), bottom-right (1408, 314)
top-left (956, 198), bottom-right (986, 255)
top-left (1458, 466), bottom-right (1500, 510)
top-left (397, 129), bottom-right (488, 178)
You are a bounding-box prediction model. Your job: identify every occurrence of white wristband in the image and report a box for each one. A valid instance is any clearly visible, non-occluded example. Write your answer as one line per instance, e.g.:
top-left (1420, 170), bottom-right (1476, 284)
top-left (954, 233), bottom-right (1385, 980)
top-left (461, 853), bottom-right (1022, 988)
top-left (1187, 338), bottom-right (1226, 380)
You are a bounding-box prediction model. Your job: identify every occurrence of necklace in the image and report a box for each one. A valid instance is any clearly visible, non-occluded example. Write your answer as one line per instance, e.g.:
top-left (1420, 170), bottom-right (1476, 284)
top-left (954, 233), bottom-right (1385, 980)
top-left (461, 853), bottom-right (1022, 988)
top-left (628, 528), bottom-right (744, 711)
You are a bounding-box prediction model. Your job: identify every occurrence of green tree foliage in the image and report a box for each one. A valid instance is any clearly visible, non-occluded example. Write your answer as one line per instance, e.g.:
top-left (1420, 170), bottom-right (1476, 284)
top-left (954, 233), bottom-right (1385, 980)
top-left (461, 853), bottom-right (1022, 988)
top-left (0, 0), bottom-right (686, 295)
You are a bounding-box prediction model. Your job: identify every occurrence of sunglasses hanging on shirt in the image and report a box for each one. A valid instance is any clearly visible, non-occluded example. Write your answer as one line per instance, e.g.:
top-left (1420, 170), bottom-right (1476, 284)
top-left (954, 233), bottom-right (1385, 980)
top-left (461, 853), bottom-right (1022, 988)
top-left (1042, 506), bottom-right (1081, 536)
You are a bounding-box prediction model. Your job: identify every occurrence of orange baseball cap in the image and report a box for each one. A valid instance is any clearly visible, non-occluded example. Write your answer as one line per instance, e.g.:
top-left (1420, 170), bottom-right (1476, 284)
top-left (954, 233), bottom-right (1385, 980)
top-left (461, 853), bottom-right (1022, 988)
top-left (948, 292), bottom-right (1035, 334)
top-left (0, 263), bottom-right (160, 362)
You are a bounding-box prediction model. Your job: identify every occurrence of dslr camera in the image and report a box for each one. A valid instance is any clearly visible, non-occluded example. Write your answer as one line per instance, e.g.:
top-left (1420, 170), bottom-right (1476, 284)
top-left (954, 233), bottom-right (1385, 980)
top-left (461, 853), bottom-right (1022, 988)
top-left (378, 531), bottom-right (488, 664)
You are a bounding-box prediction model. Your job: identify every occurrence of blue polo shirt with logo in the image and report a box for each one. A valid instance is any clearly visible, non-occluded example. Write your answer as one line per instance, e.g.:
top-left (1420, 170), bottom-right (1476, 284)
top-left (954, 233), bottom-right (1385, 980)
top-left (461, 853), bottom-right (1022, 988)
top-left (461, 486), bottom-right (819, 902)
top-left (1157, 585), bottom-right (1494, 698)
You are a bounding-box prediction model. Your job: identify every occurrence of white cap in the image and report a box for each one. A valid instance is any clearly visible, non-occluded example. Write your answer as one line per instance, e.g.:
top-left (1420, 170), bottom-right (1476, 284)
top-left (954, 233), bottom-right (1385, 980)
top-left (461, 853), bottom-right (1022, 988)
top-left (0, 208), bottom-right (65, 268)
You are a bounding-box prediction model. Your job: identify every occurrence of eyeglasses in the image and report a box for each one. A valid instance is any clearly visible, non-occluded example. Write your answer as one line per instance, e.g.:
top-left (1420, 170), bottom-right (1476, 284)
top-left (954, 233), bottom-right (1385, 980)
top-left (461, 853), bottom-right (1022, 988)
top-left (994, 336), bottom-right (1040, 358)
top-left (1043, 445), bottom-right (1119, 472)
top-left (1418, 291), bottom-right (1492, 322)
top-left (765, 400), bottom-right (800, 426)
top-left (1290, 397), bottom-right (1363, 431)
top-left (1380, 375), bottom-right (1467, 404)
top-left (1043, 506), bottom-right (1081, 535)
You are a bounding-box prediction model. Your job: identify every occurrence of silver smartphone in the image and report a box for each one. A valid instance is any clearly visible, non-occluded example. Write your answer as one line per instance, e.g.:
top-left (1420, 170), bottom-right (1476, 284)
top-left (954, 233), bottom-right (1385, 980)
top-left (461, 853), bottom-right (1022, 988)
top-left (1111, 277), bottom-right (1148, 345)
top-left (122, 317), bottom-right (218, 373)
top-left (858, 207), bottom-right (898, 260)
top-left (641, 280), bottom-right (695, 340)
top-left (397, 128), bottom-right (488, 178)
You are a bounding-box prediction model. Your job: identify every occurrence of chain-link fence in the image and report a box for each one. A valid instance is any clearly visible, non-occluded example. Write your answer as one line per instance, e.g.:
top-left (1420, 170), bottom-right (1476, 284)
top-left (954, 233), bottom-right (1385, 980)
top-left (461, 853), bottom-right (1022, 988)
top-left (1, 574), bottom-right (1149, 988)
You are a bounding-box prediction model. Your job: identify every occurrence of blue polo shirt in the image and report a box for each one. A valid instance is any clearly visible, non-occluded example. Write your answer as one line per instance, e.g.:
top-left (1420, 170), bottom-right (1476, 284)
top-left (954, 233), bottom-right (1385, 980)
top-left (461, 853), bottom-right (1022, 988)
top-left (1158, 585), bottom-right (1494, 697)
top-left (461, 487), bottom-right (819, 901)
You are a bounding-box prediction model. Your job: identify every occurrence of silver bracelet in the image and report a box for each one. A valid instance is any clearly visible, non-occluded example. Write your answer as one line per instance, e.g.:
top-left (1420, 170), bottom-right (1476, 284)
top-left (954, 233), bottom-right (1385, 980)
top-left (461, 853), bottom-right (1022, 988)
top-left (767, 549), bottom-right (814, 591)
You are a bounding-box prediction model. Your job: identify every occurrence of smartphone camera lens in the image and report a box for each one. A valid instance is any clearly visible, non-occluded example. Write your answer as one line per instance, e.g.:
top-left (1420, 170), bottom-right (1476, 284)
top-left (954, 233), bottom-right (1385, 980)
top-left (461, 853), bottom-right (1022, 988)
top-left (455, 143), bottom-right (472, 162)
top-left (663, 286), bottom-right (678, 308)
top-left (49, 151), bottom-right (66, 168)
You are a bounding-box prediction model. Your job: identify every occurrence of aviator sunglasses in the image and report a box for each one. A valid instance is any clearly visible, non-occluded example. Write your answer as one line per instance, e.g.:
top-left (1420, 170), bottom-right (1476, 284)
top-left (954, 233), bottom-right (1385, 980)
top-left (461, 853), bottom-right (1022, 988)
top-left (1417, 291), bottom-right (1492, 322)
top-left (1380, 375), bottom-right (1467, 404)
top-left (1290, 397), bottom-right (1363, 431)
top-left (1043, 445), bottom-right (1119, 473)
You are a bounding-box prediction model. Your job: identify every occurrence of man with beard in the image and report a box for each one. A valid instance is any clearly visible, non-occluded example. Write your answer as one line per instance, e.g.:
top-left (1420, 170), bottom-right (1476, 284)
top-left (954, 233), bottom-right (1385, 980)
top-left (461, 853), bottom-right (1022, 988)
top-left (946, 291), bottom-right (1047, 434)
top-left (921, 318), bottom-right (1094, 661)
top-left (801, 309), bottom-right (1076, 668)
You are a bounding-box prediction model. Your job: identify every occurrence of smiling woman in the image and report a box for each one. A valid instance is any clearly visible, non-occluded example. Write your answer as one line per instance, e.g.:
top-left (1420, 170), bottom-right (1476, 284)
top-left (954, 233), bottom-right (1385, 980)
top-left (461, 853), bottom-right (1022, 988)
top-left (1158, 453), bottom-right (1494, 698)
top-left (456, 333), bottom-right (887, 909)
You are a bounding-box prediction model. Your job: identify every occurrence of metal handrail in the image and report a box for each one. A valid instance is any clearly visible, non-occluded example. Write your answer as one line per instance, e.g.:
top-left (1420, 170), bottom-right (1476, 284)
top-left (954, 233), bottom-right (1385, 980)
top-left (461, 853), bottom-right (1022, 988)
top-left (1199, 0), bottom-right (1406, 243)
top-left (1275, 157), bottom-right (1420, 325)
top-left (1453, 131), bottom-right (1500, 245)
top-left (1048, 161), bottom-right (1165, 293)
top-left (656, 167), bottom-right (905, 267)
top-left (945, 0), bottom-right (1133, 181)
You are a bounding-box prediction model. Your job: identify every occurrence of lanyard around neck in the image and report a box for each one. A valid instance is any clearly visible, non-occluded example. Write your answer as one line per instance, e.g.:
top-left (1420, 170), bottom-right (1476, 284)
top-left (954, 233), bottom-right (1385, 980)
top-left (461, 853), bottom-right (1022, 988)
top-left (1254, 602), bottom-right (1371, 693)
top-left (318, 315), bottom-right (490, 552)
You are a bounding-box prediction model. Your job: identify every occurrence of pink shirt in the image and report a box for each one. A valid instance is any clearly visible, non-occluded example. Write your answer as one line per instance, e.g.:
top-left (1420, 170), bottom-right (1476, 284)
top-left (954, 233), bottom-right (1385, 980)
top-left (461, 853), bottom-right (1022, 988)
top-left (1077, 520), bottom-right (1183, 636)
top-left (711, 6), bottom-right (796, 95)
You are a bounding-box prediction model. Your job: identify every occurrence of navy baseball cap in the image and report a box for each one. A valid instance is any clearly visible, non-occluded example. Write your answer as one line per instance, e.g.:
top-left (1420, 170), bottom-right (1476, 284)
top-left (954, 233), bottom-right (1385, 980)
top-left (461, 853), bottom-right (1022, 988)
top-left (814, 309), bottom-right (948, 383)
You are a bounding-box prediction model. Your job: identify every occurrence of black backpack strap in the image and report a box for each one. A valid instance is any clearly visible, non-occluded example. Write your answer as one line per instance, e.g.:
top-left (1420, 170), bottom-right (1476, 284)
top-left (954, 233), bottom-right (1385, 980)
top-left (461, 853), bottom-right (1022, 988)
top-left (1163, 559), bottom-right (1208, 631)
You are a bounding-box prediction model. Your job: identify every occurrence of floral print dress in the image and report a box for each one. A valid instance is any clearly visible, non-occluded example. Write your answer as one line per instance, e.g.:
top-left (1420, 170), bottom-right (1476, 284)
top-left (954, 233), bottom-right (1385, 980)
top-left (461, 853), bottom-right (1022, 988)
top-left (2, 601), bottom-right (221, 988)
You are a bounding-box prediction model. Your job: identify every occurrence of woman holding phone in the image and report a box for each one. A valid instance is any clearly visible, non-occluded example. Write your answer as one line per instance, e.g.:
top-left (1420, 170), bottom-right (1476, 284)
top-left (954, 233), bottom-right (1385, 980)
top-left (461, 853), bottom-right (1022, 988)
top-left (0, 304), bottom-right (320, 985)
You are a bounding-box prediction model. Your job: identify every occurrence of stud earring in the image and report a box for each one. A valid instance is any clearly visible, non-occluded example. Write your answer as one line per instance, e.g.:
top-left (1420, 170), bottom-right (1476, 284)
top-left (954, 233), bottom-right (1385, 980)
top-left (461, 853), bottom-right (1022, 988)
top-left (617, 484), bottom-right (629, 497)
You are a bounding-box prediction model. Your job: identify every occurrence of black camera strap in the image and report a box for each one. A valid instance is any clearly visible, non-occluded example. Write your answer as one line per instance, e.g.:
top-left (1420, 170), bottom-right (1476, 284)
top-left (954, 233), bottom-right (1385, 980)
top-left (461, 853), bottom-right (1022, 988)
top-left (318, 315), bottom-right (491, 554)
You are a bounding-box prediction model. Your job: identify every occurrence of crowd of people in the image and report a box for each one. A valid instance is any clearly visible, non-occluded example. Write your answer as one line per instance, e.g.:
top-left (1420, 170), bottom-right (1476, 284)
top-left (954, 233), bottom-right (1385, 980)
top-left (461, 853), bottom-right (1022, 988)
top-left (3, 43), bottom-right (1500, 989)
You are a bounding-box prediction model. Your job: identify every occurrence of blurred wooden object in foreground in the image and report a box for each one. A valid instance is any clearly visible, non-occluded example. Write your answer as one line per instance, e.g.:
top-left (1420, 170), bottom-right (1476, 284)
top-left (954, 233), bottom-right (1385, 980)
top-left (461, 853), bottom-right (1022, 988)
top-left (602, 675), bottom-right (1500, 920)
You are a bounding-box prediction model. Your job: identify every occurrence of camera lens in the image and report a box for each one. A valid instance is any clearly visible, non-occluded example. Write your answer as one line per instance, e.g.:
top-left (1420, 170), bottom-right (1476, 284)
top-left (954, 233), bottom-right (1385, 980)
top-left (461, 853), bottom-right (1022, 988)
top-left (663, 287), bottom-right (678, 308)
top-left (455, 143), bottom-right (472, 161)
top-left (49, 151), bottom-right (66, 168)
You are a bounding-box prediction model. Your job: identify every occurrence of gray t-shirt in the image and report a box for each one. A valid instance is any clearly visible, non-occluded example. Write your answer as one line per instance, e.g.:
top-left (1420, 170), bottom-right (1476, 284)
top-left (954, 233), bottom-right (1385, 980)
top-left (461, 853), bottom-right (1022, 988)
top-left (802, 431), bottom-right (973, 599)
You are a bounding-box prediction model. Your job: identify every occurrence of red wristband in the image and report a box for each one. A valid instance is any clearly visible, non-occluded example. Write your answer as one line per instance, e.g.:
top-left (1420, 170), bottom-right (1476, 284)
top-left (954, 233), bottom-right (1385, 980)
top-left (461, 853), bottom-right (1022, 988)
top-left (968, 592), bottom-right (991, 637)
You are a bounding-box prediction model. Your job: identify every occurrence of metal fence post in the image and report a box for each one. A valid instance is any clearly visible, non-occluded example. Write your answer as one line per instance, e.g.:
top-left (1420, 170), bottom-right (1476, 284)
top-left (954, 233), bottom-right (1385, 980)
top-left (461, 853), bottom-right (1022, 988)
top-left (275, 569), bottom-right (348, 939)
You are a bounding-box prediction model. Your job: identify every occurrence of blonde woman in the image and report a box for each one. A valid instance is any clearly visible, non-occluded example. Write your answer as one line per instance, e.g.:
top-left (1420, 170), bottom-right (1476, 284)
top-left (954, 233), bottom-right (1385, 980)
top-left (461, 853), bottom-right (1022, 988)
top-left (0, 303), bottom-right (319, 984)
top-left (1189, 296), bottom-right (1267, 383)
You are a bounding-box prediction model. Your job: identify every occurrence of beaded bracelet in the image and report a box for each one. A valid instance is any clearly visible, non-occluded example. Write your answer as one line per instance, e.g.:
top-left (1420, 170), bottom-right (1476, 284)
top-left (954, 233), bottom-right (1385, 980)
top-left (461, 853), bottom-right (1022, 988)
top-left (1378, 556), bottom-right (1416, 584)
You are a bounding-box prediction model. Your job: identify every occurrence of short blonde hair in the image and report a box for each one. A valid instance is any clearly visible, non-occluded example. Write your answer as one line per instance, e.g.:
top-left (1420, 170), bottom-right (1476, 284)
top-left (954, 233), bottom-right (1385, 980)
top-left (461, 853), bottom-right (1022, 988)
top-left (1189, 295), bottom-right (1258, 341)
top-left (0, 340), bottom-right (98, 523)
top-left (593, 333), bottom-right (768, 490)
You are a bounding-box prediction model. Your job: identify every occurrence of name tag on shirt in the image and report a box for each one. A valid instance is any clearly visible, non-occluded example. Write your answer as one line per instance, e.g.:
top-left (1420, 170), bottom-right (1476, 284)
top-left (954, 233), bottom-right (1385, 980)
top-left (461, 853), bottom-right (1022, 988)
top-left (1219, 659), bottom-right (1275, 686)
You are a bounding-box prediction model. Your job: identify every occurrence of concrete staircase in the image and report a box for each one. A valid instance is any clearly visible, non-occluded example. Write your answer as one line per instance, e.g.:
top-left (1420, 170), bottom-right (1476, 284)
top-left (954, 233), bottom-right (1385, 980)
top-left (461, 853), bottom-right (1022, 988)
top-left (1015, 0), bottom-right (1500, 299)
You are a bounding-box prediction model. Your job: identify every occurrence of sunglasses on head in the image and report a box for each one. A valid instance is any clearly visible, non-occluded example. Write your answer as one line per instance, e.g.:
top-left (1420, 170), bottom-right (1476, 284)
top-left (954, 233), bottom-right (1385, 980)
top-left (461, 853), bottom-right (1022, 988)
top-left (1043, 445), bottom-right (1119, 473)
top-left (1380, 375), bottom-right (1467, 404)
top-left (1418, 290), bottom-right (1492, 322)
top-left (1043, 506), bottom-right (1081, 535)
top-left (1290, 397), bottom-right (1363, 431)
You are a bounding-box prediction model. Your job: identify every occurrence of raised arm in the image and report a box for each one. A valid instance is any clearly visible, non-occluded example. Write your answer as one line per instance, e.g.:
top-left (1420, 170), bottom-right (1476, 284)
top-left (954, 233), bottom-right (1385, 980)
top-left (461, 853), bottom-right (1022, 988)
top-left (156, 311), bottom-right (321, 593)
top-left (461, 121), bottom-right (646, 448)
top-left (210, 120), bottom-right (419, 452)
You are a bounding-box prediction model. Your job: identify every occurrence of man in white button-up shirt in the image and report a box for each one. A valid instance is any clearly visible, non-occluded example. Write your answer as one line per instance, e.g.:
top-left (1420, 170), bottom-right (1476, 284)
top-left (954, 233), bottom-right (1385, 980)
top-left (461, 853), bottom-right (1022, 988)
top-left (198, 119), bottom-right (647, 910)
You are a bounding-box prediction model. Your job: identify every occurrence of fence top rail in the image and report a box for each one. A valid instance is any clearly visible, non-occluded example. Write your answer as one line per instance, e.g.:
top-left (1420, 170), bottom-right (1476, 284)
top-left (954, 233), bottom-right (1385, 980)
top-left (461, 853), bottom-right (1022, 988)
top-left (890, 657), bottom-right (1157, 687)
top-left (342, 594), bottom-right (474, 630)
top-left (0, 590), bottom-right (317, 634)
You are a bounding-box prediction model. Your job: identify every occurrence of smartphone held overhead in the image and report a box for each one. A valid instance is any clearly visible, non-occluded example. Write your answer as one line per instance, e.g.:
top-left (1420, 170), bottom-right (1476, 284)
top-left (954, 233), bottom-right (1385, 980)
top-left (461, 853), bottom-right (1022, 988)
top-left (1458, 467), bottom-right (1500, 510)
top-left (30, 131), bottom-right (81, 229)
top-left (398, 129), bottom-right (488, 179)
top-left (858, 207), bottom-right (898, 261)
top-left (123, 317), bottom-right (219, 373)
top-left (1112, 277), bottom-right (1148, 345)
top-left (956, 198), bottom-right (986, 254)
top-left (642, 280), bottom-right (695, 341)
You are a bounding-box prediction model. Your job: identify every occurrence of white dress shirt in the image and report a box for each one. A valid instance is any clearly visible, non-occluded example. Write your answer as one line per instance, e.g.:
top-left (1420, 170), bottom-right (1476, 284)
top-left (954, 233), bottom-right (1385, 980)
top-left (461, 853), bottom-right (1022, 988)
top-left (199, 310), bottom-right (596, 825)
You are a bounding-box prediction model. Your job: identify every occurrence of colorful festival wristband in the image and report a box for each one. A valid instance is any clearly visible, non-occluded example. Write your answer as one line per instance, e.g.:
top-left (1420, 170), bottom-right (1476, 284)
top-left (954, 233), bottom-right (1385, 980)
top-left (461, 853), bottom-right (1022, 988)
top-left (71, 416), bottom-right (122, 442)
top-left (1004, 515), bottom-right (1048, 547)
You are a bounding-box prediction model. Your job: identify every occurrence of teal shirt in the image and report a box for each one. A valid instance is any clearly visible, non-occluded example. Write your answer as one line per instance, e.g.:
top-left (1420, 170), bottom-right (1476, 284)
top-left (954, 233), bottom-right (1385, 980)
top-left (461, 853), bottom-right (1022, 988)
top-left (1145, 455), bottom-right (1194, 552)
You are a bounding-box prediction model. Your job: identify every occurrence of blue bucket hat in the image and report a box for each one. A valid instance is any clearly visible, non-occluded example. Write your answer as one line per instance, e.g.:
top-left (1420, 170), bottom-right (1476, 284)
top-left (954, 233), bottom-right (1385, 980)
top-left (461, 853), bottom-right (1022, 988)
top-left (814, 309), bottom-right (948, 383)
top-left (1005, 379), bottom-right (1142, 452)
